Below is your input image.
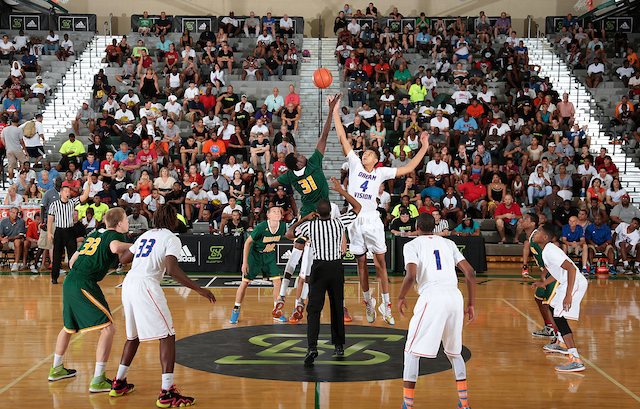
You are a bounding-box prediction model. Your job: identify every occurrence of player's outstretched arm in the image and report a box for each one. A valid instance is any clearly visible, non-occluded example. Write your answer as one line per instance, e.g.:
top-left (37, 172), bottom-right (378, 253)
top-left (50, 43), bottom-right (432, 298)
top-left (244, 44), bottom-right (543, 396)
top-left (317, 93), bottom-right (342, 155)
top-left (329, 176), bottom-right (361, 214)
top-left (396, 131), bottom-right (430, 177)
top-left (119, 249), bottom-right (135, 265)
top-left (457, 259), bottom-right (476, 324)
top-left (166, 255), bottom-right (216, 302)
top-left (68, 251), bottom-right (80, 269)
top-left (397, 263), bottom-right (417, 317)
top-left (332, 95), bottom-right (352, 157)
top-left (522, 240), bottom-right (531, 267)
top-left (265, 171), bottom-right (281, 189)
top-left (109, 240), bottom-right (133, 255)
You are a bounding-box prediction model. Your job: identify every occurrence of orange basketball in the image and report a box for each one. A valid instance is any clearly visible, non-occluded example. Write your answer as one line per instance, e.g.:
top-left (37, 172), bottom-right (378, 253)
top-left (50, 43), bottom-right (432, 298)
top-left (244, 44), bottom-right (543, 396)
top-left (313, 68), bottom-right (333, 89)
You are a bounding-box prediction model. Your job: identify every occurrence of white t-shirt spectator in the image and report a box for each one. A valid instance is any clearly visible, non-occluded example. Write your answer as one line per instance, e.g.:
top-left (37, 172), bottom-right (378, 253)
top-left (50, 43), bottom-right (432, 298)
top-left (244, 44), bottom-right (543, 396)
top-left (13, 34), bottom-right (29, 50)
top-left (46, 33), bottom-right (59, 44)
top-left (587, 62), bottom-right (605, 75)
top-left (425, 160), bottom-right (450, 178)
top-left (421, 75), bottom-right (437, 90)
top-left (121, 192), bottom-right (141, 204)
top-left (207, 190), bottom-right (228, 205)
top-left (617, 66), bottom-right (635, 78)
top-left (186, 190), bottom-right (208, 203)
top-left (430, 117), bottom-right (450, 131)
top-left (203, 115), bottom-right (221, 129)
top-left (164, 101), bottom-right (182, 116)
top-left (336, 44), bottom-right (354, 59)
top-left (577, 164), bottom-right (598, 178)
top-left (221, 163), bottom-right (242, 180)
top-left (257, 33), bottom-right (273, 44)
top-left (115, 109), bottom-right (135, 123)
top-left (235, 101), bottom-right (255, 113)
top-left (121, 94), bottom-right (140, 108)
top-left (489, 123), bottom-right (511, 136)
top-left (103, 99), bottom-right (118, 113)
top-left (477, 90), bottom-right (495, 104)
top-left (181, 49), bottom-right (197, 59)
top-left (222, 203), bottom-right (243, 215)
top-left (0, 41), bottom-right (14, 55)
top-left (455, 40), bottom-right (469, 56)
top-left (452, 90), bottom-right (472, 105)
top-left (250, 124), bottom-right (269, 137)
top-left (217, 123), bottom-right (236, 141)
top-left (61, 39), bottom-right (74, 53)
top-left (378, 189), bottom-right (391, 210)
top-left (30, 82), bottom-right (51, 95)
top-left (614, 222), bottom-right (640, 248)
top-left (85, 181), bottom-right (103, 198)
top-left (347, 21), bottom-right (360, 35)
top-left (184, 87), bottom-right (199, 99)
top-left (280, 18), bottom-right (294, 29)
top-left (143, 194), bottom-right (165, 212)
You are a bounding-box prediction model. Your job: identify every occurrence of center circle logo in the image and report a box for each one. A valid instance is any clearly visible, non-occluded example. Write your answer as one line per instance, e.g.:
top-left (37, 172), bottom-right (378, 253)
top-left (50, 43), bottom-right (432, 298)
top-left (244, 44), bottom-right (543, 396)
top-left (176, 324), bottom-right (471, 382)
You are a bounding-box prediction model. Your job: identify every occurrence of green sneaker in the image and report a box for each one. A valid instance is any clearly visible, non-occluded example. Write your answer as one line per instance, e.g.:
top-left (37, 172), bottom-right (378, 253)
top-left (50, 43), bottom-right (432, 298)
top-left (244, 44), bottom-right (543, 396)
top-left (48, 364), bottom-right (77, 381)
top-left (89, 372), bottom-right (112, 393)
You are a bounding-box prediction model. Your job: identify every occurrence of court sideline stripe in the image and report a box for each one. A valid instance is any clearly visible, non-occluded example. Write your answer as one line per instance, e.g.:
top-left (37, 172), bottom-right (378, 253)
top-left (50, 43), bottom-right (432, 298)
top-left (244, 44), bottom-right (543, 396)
top-left (0, 304), bottom-right (123, 396)
top-left (501, 298), bottom-right (640, 403)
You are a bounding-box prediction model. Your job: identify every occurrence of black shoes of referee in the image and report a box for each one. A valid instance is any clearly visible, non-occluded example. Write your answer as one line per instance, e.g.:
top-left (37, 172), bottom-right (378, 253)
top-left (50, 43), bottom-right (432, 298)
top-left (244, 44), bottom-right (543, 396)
top-left (304, 349), bottom-right (318, 365)
top-left (334, 344), bottom-right (344, 357)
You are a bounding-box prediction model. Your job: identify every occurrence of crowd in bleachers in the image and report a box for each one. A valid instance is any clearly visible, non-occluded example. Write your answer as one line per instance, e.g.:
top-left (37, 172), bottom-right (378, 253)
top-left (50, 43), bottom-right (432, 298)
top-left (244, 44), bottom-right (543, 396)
top-left (333, 5), bottom-right (640, 274)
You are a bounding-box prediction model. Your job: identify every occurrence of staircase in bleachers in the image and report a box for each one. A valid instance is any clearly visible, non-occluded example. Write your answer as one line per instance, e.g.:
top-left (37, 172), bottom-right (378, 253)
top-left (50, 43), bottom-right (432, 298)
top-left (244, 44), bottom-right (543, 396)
top-left (525, 36), bottom-right (640, 204)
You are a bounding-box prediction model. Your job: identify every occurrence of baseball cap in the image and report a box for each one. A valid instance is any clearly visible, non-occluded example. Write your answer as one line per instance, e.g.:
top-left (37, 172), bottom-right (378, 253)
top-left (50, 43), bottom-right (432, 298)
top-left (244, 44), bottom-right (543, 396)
top-left (83, 100), bottom-right (89, 105)
top-left (36, 76), bottom-right (42, 80)
top-left (190, 182), bottom-right (198, 188)
top-left (462, 213), bottom-right (471, 221)
top-left (126, 183), bottom-right (134, 189)
top-left (241, 94), bottom-right (247, 99)
top-left (277, 185), bottom-right (285, 190)
top-left (168, 95), bottom-right (177, 101)
top-left (211, 182), bottom-right (219, 188)
top-left (548, 142), bottom-right (556, 147)
top-left (622, 194), bottom-right (630, 199)
top-left (471, 174), bottom-right (481, 180)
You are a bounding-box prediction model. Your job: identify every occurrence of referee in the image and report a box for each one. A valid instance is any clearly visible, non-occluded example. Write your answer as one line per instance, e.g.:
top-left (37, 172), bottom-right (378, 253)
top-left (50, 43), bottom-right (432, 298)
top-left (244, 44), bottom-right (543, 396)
top-left (286, 178), bottom-right (361, 364)
top-left (47, 184), bottom-right (90, 284)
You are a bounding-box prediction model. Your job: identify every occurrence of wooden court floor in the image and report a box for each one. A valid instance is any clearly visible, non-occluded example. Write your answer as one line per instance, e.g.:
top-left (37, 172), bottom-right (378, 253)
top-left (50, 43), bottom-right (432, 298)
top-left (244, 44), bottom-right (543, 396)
top-left (1, 267), bottom-right (639, 408)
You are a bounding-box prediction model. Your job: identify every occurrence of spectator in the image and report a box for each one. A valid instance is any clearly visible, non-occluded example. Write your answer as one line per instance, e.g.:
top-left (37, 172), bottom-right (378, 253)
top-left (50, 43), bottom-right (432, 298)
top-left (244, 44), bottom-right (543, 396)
top-left (389, 208), bottom-right (417, 236)
top-left (221, 11), bottom-right (241, 37)
top-left (613, 218), bottom-right (640, 274)
top-left (587, 196), bottom-right (608, 224)
top-left (562, 215), bottom-right (589, 274)
top-left (71, 101), bottom-right (96, 136)
top-left (606, 178), bottom-right (627, 210)
top-left (577, 157), bottom-right (597, 197)
top-left (586, 57), bottom-right (605, 88)
top-left (21, 48), bottom-right (41, 75)
top-left (585, 213), bottom-right (616, 274)
top-left (348, 76), bottom-right (367, 108)
top-left (281, 103), bottom-right (301, 135)
top-left (127, 207), bottom-right (148, 241)
top-left (0, 206), bottom-right (25, 271)
top-left (431, 209), bottom-right (450, 236)
top-left (154, 11), bottom-right (172, 36)
top-left (137, 11), bottom-right (153, 36)
top-left (244, 11), bottom-right (261, 38)
top-left (610, 194), bottom-right (640, 227)
top-left (56, 133), bottom-right (85, 172)
top-left (141, 188), bottom-right (165, 220)
top-left (495, 194), bottom-right (522, 244)
top-left (2, 90), bottom-right (22, 121)
top-left (263, 49), bottom-right (283, 81)
top-left (452, 214), bottom-right (480, 236)
top-left (457, 174), bottom-right (488, 219)
top-left (279, 14), bottom-right (294, 38)
top-left (493, 12), bottom-right (512, 37)
top-left (98, 181), bottom-right (118, 207)
top-left (251, 132), bottom-right (271, 170)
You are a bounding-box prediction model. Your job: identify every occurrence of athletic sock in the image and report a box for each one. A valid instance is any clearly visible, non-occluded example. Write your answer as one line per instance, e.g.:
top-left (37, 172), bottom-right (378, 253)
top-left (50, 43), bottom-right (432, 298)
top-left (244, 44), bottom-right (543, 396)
top-left (544, 320), bottom-right (553, 327)
top-left (456, 380), bottom-right (470, 408)
top-left (568, 348), bottom-right (579, 358)
top-left (300, 282), bottom-right (309, 302)
top-left (556, 333), bottom-right (565, 344)
top-left (343, 299), bottom-right (346, 308)
top-left (53, 354), bottom-right (64, 368)
top-left (116, 364), bottom-right (129, 380)
top-left (93, 362), bottom-right (107, 378)
top-left (161, 373), bottom-right (174, 391)
top-left (234, 303), bottom-right (241, 310)
top-left (382, 293), bottom-right (390, 305)
top-left (295, 299), bottom-right (303, 308)
top-left (363, 290), bottom-right (371, 303)
top-left (402, 388), bottom-right (415, 409)
top-left (279, 278), bottom-right (290, 298)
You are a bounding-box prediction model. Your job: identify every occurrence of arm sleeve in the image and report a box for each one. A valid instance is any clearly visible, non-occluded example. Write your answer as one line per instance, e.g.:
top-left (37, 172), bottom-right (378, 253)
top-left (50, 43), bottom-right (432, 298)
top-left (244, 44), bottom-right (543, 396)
top-left (338, 210), bottom-right (358, 229)
top-left (166, 235), bottom-right (182, 259)
top-left (378, 166), bottom-right (398, 182)
top-left (346, 149), bottom-right (360, 168)
top-left (403, 241), bottom-right (419, 267)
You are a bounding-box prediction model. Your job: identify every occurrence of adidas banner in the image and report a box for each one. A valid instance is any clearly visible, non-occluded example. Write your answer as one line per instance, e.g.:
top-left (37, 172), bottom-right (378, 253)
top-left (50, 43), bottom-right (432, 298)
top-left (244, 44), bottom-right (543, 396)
top-left (546, 16), bottom-right (635, 34)
top-left (394, 236), bottom-right (487, 273)
top-left (57, 14), bottom-right (96, 32)
top-left (175, 16), bottom-right (216, 34)
top-left (178, 235), bottom-right (242, 272)
top-left (1, 13), bottom-right (48, 31)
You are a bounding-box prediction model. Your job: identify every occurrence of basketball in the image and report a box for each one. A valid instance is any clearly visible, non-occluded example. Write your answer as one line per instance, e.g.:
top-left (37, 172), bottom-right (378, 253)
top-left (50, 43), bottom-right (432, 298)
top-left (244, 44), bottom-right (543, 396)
top-left (312, 68), bottom-right (333, 89)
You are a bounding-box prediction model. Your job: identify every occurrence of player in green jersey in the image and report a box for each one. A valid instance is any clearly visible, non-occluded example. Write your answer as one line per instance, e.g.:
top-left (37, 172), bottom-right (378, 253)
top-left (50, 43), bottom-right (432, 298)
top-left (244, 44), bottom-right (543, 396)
top-left (266, 94), bottom-right (344, 323)
top-left (519, 213), bottom-right (561, 341)
top-left (48, 208), bottom-right (132, 393)
top-left (230, 206), bottom-right (287, 324)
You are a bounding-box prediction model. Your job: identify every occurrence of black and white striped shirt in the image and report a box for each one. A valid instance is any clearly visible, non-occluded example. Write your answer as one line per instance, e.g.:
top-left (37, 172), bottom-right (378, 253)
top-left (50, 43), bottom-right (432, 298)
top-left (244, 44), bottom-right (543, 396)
top-left (298, 210), bottom-right (358, 261)
top-left (433, 219), bottom-right (450, 234)
top-left (48, 197), bottom-right (80, 228)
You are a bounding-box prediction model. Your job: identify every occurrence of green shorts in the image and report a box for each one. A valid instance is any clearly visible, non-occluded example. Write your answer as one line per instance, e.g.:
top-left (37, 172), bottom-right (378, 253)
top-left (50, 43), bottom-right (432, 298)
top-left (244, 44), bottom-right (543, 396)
top-left (62, 274), bottom-right (113, 333)
top-left (534, 272), bottom-right (558, 304)
top-left (244, 251), bottom-right (281, 282)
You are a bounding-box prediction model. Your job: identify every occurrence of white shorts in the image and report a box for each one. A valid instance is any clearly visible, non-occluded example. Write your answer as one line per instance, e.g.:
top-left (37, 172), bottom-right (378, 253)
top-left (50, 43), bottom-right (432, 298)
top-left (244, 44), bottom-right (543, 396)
top-left (616, 241), bottom-right (638, 257)
top-left (299, 243), bottom-right (313, 280)
top-left (549, 275), bottom-right (588, 321)
top-left (349, 211), bottom-right (387, 255)
top-left (404, 286), bottom-right (464, 357)
top-left (121, 276), bottom-right (175, 341)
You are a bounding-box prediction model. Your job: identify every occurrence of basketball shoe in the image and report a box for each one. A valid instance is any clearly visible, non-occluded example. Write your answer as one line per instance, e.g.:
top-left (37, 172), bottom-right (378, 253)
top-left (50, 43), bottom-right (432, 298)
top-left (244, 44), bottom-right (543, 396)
top-left (378, 302), bottom-right (395, 325)
top-left (156, 385), bottom-right (195, 408)
top-left (289, 304), bottom-right (305, 323)
top-left (532, 325), bottom-right (555, 338)
top-left (109, 378), bottom-right (135, 397)
top-left (555, 355), bottom-right (586, 372)
top-left (272, 300), bottom-right (284, 319)
top-left (229, 308), bottom-right (240, 324)
top-left (544, 340), bottom-right (570, 354)
top-left (363, 298), bottom-right (377, 323)
top-left (522, 265), bottom-right (530, 278)
top-left (343, 307), bottom-right (352, 322)
top-left (48, 365), bottom-right (77, 381)
top-left (89, 372), bottom-right (112, 393)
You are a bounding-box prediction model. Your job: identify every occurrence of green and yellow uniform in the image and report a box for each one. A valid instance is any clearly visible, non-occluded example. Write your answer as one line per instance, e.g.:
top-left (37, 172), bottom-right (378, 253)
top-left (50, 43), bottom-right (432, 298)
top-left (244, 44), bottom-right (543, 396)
top-left (244, 220), bottom-right (286, 281)
top-left (62, 229), bottom-right (125, 333)
top-left (277, 149), bottom-right (329, 217)
top-left (530, 229), bottom-right (558, 303)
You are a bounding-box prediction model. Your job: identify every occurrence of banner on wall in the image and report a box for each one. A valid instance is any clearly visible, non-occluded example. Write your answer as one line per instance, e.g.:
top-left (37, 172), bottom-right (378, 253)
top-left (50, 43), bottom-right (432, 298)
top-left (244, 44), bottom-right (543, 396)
top-left (545, 16), bottom-right (634, 34)
top-left (57, 14), bottom-right (96, 32)
top-left (394, 235), bottom-right (487, 273)
top-left (177, 15), bottom-right (215, 34)
top-left (5, 13), bottom-right (44, 31)
top-left (178, 235), bottom-right (242, 272)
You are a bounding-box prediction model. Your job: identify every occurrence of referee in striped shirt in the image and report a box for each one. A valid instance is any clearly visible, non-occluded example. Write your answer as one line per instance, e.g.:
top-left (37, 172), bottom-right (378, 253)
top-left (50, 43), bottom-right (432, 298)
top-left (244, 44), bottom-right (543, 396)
top-left (47, 183), bottom-right (90, 284)
top-left (286, 178), bottom-right (361, 364)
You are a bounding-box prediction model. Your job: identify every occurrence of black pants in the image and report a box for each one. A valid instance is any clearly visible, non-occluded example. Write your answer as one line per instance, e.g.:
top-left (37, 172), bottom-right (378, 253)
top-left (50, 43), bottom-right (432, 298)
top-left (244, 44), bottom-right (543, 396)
top-left (307, 259), bottom-right (345, 349)
top-left (52, 227), bottom-right (76, 280)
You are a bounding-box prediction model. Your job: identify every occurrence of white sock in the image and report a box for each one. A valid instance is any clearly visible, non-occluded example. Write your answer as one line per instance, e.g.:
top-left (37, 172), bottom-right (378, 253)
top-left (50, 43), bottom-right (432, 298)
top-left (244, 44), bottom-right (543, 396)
top-left (116, 364), bottom-right (129, 380)
top-left (382, 293), bottom-right (390, 305)
top-left (556, 333), bottom-right (565, 344)
top-left (568, 348), bottom-right (579, 358)
top-left (295, 299), bottom-right (303, 308)
top-left (300, 282), bottom-right (309, 302)
top-left (234, 302), bottom-right (241, 309)
top-left (161, 373), bottom-right (174, 391)
top-left (94, 362), bottom-right (107, 378)
top-left (279, 278), bottom-right (290, 298)
top-left (343, 299), bottom-right (346, 308)
top-left (53, 354), bottom-right (64, 368)
top-left (624, 261), bottom-right (629, 267)
top-left (363, 290), bottom-right (371, 302)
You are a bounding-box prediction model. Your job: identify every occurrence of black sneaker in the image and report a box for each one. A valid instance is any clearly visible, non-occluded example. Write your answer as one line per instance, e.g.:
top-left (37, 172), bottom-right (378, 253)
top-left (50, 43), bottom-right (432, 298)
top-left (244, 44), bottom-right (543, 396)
top-left (334, 345), bottom-right (344, 356)
top-left (156, 385), bottom-right (195, 408)
top-left (304, 349), bottom-right (318, 365)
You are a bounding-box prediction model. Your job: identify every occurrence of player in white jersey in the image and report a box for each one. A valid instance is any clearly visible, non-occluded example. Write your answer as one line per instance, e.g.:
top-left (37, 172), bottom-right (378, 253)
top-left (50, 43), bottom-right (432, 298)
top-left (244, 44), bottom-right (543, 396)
top-left (397, 213), bottom-right (476, 409)
top-left (110, 205), bottom-right (215, 407)
top-left (532, 224), bottom-right (588, 373)
top-left (333, 95), bottom-right (430, 325)
top-left (613, 218), bottom-right (640, 274)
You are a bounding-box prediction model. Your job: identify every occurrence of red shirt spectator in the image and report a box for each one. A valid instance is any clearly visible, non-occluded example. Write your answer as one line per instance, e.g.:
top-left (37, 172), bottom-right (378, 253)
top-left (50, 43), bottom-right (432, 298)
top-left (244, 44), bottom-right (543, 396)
top-left (598, 160), bottom-right (619, 177)
top-left (62, 178), bottom-right (82, 197)
top-left (100, 159), bottom-right (120, 176)
top-left (188, 173), bottom-right (204, 186)
top-left (284, 93), bottom-right (300, 106)
top-left (495, 201), bottom-right (522, 223)
top-left (137, 148), bottom-right (158, 164)
top-left (140, 55), bottom-right (153, 69)
top-left (26, 220), bottom-right (39, 240)
top-left (458, 178), bottom-right (486, 202)
top-left (200, 93), bottom-right (216, 110)
top-left (418, 205), bottom-right (436, 214)
top-left (272, 160), bottom-right (288, 177)
top-left (165, 51), bottom-right (179, 66)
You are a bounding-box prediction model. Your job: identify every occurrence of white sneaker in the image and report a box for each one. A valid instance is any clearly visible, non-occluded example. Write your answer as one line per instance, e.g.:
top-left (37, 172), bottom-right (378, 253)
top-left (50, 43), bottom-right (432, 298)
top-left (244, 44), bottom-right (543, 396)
top-left (59, 269), bottom-right (67, 276)
top-left (116, 264), bottom-right (124, 272)
top-left (363, 298), bottom-right (377, 323)
top-left (378, 302), bottom-right (395, 325)
top-left (11, 263), bottom-right (19, 272)
top-left (30, 264), bottom-right (38, 274)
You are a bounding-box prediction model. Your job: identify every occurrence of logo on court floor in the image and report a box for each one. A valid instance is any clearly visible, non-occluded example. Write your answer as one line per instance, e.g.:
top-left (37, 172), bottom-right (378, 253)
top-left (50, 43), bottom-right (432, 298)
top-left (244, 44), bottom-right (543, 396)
top-left (176, 325), bottom-right (471, 382)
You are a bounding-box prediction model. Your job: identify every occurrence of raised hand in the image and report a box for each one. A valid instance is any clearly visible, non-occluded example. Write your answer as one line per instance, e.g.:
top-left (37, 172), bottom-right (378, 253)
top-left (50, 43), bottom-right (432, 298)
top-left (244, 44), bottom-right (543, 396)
top-left (329, 176), bottom-right (344, 192)
top-left (420, 130), bottom-right (430, 147)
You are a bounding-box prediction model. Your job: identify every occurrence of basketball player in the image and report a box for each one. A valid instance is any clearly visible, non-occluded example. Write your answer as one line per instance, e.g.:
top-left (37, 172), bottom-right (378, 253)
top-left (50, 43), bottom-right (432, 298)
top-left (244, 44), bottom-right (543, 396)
top-left (48, 208), bottom-right (131, 393)
top-left (109, 205), bottom-right (216, 407)
top-left (230, 206), bottom-right (287, 324)
top-left (334, 96), bottom-right (430, 325)
top-left (532, 224), bottom-right (588, 372)
top-left (519, 213), bottom-right (560, 340)
top-left (398, 213), bottom-right (476, 409)
top-left (267, 94), bottom-right (343, 323)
